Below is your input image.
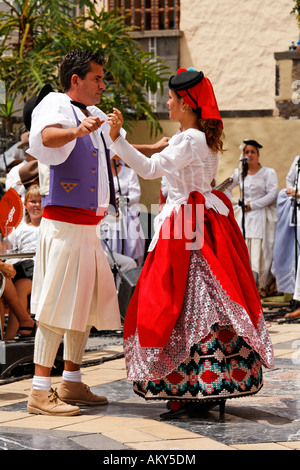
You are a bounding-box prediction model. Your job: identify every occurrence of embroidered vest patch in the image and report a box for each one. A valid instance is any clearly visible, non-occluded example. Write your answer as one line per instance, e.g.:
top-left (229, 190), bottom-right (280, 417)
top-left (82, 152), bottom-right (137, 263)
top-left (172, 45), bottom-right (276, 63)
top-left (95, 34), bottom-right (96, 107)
top-left (60, 182), bottom-right (78, 193)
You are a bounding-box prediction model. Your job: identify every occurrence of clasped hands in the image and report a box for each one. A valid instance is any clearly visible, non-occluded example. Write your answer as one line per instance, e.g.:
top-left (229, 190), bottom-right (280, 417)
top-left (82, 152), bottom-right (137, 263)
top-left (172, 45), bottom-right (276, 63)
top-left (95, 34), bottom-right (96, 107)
top-left (286, 187), bottom-right (300, 198)
top-left (107, 108), bottom-right (123, 141)
top-left (78, 108), bottom-right (123, 139)
top-left (244, 202), bottom-right (251, 212)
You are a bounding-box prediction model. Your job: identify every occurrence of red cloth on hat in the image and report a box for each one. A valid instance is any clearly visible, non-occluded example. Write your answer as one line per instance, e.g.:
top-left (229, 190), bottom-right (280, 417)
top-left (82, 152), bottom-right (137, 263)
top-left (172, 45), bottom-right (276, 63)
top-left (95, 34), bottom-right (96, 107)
top-left (123, 191), bottom-right (262, 348)
top-left (176, 69), bottom-right (223, 127)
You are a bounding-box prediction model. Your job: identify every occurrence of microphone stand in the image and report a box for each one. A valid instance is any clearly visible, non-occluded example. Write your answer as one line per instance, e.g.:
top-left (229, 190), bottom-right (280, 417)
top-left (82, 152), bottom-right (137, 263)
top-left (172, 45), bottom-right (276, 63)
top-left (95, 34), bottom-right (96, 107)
top-left (101, 231), bottom-right (123, 284)
top-left (112, 159), bottom-right (126, 255)
top-left (0, 131), bottom-right (8, 175)
top-left (238, 158), bottom-right (248, 239)
top-left (292, 157), bottom-right (300, 276)
top-left (283, 158), bottom-right (300, 323)
top-left (113, 159), bottom-right (122, 196)
top-left (0, 81), bottom-right (8, 176)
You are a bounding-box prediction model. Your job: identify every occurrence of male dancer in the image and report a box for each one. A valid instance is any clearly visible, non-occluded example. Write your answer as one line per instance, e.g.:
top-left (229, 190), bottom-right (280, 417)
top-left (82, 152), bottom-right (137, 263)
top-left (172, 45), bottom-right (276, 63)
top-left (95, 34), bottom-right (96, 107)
top-left (27, 50), bottom-right (123, 415)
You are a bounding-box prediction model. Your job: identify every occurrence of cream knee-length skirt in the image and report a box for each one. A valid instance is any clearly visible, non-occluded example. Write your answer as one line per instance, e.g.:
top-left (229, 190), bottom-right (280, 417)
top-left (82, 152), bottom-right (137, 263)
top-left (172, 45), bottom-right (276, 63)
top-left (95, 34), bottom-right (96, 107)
top-left (31, 217), bottom-right (121, 332)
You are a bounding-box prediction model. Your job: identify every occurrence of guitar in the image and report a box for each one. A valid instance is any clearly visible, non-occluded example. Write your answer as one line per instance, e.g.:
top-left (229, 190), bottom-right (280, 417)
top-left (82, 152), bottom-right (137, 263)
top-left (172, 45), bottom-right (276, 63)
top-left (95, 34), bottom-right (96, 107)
top-left (215, 177), bottom-right (233, 192)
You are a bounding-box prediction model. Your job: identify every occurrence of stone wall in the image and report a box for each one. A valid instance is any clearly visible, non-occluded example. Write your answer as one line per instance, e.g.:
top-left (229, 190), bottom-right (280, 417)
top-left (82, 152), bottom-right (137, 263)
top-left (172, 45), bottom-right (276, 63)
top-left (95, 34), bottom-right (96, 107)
top-left (180, 0), bottom-right (299, 112)
top-left (127, 1), bottom-right (300, 211)
top-left (275, 51), bottom-right (300, 119)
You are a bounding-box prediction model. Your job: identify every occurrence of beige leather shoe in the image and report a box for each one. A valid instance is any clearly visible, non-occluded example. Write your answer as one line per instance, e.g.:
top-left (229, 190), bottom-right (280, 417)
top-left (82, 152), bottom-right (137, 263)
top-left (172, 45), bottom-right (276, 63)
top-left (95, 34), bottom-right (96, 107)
top-left (27, 388), bottom-right (81, 416)
top-left (57, 380), bottom-right (108, 406)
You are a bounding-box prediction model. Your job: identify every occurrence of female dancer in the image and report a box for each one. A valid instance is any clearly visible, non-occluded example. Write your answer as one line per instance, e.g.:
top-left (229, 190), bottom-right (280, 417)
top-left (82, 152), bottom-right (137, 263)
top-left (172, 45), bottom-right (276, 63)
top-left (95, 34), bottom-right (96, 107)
top-left (225, 139), bottom-right (278, 290)
top-left (108, 68), bottom-right (274, 419)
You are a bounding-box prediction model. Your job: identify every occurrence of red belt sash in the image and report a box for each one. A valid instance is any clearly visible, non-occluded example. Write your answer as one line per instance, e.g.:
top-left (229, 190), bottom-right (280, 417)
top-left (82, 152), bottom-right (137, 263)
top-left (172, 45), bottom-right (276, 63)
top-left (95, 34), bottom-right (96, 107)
top-left (43, 205), bottom-right (105, 225)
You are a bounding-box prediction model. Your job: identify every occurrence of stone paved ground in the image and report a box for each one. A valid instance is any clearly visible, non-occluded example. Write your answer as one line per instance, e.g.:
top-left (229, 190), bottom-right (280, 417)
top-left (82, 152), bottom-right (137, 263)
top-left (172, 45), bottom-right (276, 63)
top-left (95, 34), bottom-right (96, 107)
top-left (0, 315), bottom-right (299, 452)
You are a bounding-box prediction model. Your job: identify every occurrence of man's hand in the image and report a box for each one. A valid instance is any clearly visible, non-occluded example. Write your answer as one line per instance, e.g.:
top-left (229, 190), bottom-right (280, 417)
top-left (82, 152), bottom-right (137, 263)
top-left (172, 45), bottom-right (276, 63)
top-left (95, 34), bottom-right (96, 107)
top-left (134, 137), bottom-right (170, 156)
top-left (151, 136), bottom-right (170, 152)
top-left (42, 116), bottom-right (104, 148)
top-left (76, 116), bottom-right (104, 137)
top-left (132, 136), bottom-right (170, 157)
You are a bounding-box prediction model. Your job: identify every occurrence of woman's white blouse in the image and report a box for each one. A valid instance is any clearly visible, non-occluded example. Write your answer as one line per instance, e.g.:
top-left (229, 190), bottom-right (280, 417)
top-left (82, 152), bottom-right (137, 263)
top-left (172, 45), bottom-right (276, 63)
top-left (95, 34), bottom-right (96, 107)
top-left (226, 166), bottom-right (278, 239)
top-left (111, 128), bottom-right (221, 203)
top-left (286, 155), bottom-right (300, 188)
top-left (7, 222), bottom-right (39, 264)
top-left (110, 128), bottom-right (229, 249)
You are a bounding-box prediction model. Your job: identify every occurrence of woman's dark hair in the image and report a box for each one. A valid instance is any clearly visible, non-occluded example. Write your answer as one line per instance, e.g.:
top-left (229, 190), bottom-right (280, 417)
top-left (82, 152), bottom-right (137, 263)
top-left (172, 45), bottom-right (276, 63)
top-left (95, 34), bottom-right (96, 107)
top-left (174, 90), bottom-right (224, 153)
top-left (59, 50), bottom-right (106, 91)
top-left (195, 115), bottom-right (224, 154)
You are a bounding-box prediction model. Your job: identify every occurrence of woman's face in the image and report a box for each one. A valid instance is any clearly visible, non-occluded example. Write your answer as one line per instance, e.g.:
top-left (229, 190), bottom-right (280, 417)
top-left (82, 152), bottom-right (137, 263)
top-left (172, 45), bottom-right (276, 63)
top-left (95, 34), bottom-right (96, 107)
top-left (112, 156), bottom-right (121, 165)
top-left (243, 145), bottom-right (259, 164)
top-left (25, 195), bottom-right (42, 220)
top-left (167, 90), bottom-right (183, 121)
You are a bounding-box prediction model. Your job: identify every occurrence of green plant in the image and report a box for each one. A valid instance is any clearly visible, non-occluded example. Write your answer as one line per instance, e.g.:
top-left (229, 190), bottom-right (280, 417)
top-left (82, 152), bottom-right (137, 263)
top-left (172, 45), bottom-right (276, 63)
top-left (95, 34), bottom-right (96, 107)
top-left (0, 1), bottom-right (169, 136)
top-left (291, 0), bottom-right (300, 29)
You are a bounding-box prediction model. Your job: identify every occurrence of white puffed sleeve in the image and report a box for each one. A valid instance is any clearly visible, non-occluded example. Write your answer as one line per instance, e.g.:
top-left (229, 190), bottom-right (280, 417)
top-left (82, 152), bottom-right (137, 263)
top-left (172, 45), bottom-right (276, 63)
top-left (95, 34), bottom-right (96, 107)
top-left (28, 93), bottom-right (78, 166)
top-left (110, 132), bottom-right (197, 180)
top-left (286, 155), bottom-right (300, 188)
top-left (250, 168), bottom-right (278, 210)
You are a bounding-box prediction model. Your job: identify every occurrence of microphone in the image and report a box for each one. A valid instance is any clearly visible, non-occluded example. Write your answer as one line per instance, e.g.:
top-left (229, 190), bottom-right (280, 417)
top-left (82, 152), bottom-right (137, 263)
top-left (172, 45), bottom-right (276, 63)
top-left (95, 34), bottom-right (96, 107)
top-left (240, 156), bottom-right (249, 162)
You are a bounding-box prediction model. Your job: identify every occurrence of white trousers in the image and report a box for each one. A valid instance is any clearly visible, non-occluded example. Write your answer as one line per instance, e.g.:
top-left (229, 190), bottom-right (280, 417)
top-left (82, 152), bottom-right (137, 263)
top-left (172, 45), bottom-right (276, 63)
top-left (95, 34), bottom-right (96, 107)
top-left (34, 322), bottom-right (91, 368)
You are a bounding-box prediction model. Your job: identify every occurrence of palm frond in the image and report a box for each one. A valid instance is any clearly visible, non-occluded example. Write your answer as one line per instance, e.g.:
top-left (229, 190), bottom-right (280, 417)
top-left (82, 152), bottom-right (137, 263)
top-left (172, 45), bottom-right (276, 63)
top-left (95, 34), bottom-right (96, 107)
top-left (0, 3), bottom-right (169, 136)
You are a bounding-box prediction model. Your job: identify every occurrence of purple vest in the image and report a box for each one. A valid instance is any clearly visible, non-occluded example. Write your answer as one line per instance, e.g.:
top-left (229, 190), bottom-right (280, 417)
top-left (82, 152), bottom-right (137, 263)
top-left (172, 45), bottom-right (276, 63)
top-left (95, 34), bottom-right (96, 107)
top-left (43, 107), bottom-right (116, 212)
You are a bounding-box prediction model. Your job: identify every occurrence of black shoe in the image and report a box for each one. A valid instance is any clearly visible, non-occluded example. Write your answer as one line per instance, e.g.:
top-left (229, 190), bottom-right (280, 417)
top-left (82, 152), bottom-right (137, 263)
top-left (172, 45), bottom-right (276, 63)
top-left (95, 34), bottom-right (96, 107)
top-left (160, 400), bottom-right (226, 420)
top-left (160, 402), bottom-right (196, 419)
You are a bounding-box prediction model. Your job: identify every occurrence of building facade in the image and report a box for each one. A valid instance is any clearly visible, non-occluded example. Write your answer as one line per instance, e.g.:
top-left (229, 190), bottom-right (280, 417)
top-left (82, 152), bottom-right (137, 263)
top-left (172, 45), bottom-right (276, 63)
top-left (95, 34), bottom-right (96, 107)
top-left (102, 0), bottom-right (300, 207)
top-left (106, 0), bottom-right (181, 116)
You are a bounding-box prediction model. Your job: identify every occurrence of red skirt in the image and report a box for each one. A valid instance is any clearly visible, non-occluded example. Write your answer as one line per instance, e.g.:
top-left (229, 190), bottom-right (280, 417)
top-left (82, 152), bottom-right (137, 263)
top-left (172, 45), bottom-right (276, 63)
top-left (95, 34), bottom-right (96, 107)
top-left (123, 191), bottom-right (273, 381)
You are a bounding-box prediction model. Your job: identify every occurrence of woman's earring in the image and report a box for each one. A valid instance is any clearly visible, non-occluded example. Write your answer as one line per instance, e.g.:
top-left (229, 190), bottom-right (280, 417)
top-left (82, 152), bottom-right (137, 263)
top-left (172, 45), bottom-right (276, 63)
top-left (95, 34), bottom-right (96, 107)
top-left (181, 107), bottom-right (185, 113)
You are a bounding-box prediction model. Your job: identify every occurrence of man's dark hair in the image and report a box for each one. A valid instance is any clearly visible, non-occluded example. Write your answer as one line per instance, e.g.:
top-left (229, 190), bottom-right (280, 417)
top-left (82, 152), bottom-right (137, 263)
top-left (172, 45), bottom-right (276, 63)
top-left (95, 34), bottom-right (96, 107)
top-left (59, 50), bottom-right (106, 91)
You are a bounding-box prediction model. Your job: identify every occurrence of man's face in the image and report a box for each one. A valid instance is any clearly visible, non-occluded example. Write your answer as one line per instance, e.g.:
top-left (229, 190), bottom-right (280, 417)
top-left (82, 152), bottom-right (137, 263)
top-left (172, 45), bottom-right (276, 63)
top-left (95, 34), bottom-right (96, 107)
top-left (75, 61), bottom-right (106, 106)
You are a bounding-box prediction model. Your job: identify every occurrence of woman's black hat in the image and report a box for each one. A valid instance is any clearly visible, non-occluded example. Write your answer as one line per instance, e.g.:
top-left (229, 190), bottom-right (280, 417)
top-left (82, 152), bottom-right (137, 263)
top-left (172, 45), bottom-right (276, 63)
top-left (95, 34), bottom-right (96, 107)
top-left (243, 139), bottom-right (263, 149)
top-left (169, 70), bottom-right (204, 92)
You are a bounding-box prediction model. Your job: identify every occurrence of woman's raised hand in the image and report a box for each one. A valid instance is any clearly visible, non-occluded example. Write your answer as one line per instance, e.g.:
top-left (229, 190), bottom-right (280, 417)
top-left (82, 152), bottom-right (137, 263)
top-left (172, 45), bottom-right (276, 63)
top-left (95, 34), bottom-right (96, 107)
top-left (108, 108), bottom-right (123, 141)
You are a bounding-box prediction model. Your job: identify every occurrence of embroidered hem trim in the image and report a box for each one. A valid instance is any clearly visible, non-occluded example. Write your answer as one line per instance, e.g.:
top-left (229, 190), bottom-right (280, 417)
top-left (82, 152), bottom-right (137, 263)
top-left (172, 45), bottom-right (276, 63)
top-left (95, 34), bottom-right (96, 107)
top-left (123, 250), bottom-right (274, 381)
